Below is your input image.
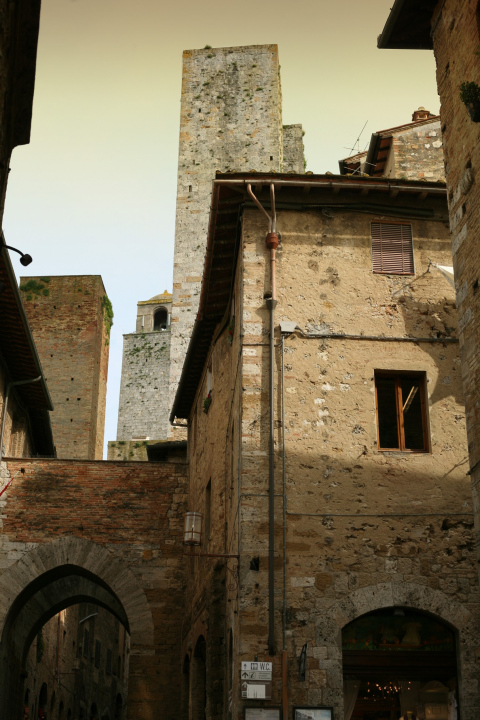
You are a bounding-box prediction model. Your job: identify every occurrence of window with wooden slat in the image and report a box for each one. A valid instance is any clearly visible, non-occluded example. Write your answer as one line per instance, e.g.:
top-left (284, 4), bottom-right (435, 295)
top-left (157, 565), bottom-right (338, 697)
top-left (371, 222), bottom-right (414, 275)
top-left (375, 372), bottom-right (429, 452)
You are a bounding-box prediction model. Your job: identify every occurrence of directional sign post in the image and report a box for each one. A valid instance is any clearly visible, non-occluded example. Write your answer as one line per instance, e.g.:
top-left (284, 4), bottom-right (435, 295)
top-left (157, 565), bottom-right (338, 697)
top-left (240, 662), bottom-right (273, 699)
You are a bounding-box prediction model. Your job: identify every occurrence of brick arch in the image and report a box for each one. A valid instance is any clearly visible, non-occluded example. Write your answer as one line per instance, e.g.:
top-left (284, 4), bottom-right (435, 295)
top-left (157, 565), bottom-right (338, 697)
top-left (0, 536), bottom-right (155, 720)
top-left (0, 535), bottom-right (154, 653)
top-left (315, 581), bottom-right (480, 720)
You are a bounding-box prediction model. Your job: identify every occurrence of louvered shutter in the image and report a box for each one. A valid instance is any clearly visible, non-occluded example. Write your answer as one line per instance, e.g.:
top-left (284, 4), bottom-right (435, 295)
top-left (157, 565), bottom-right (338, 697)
top-left (371, 222), bottom-right (414, 275)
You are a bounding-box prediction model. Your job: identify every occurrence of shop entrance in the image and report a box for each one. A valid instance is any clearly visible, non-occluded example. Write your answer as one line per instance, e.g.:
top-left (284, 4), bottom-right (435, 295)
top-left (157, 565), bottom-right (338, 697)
top-left (342, 609), bottom-right (458, 720)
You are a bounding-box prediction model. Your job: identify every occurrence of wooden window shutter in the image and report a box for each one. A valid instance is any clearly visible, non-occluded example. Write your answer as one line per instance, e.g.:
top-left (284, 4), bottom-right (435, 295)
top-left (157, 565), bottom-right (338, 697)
top-left (371, 222), bottom-right (414, 275)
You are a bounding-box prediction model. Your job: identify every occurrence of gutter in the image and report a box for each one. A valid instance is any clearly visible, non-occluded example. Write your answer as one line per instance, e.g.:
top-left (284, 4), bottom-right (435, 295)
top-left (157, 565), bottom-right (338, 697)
top-left (213, 176), bottom-right (446, 195)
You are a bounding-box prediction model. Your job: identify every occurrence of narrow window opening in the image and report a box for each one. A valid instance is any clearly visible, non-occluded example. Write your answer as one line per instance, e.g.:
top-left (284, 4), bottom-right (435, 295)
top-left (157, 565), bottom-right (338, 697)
top-left (375, 372), bottom-right (428, 452)
top-left (189, 185), bottom-right (192, 192)
top-left (204, 479), bottom-right (212, 545)
top-left (94, 640), bottom-right (101, 668)
top-left (250, 557), bottom-right (260, 571)
top-left (154, 307), bottom-right (168, 331)
top-left (83, 629), bottom-right (89, 658)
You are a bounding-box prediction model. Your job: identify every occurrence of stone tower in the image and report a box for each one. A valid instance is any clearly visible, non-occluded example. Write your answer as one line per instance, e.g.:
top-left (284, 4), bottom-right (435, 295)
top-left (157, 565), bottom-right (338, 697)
top-left (114, 291), bottom-right (172, 445)
top-left (19, 275), bottom-right (110, 460)
top-left (168, 44), bottom-right (304, 423)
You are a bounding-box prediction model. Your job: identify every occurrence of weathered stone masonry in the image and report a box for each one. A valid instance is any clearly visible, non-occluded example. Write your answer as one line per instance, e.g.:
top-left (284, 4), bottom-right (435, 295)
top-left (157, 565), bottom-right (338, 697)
top-left (115, 292), bottom-right (172, 444)
top-left (173, 175), bottom-right (480, 720)
top-left (169, 45), bottom-right (304, 424)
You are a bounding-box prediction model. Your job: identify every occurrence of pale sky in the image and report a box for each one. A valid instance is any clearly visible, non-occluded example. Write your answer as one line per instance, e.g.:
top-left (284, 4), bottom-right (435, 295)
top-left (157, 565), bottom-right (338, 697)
top-left (3, 0), bottom-right (440, 456)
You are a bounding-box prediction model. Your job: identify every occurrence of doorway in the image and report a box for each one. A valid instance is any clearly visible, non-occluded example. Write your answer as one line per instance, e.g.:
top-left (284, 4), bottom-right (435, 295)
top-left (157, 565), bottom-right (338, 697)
top-left (342, 609), bottom-right (458, 720)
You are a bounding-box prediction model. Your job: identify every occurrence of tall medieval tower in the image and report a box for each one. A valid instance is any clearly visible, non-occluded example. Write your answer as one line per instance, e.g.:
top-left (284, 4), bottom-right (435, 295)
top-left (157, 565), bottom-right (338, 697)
top-left (111, 45), bottom-right (303, 446)
top-left (168, 44), bottom-right (303, 427)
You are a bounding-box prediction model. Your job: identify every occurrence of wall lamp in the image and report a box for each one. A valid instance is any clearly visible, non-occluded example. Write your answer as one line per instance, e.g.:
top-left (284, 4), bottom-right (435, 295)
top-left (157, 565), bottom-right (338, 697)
top-left (183, 512), bottom-right (239, 559)
top-left (4, 244), bottom-right (32, 266)
top-left (0, 232), bottom-right (32, 266)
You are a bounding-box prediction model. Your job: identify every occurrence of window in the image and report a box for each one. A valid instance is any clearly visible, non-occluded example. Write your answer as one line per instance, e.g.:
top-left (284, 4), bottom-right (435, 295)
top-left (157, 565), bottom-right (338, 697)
top-left (204, 480), bottom-right (211, 546)
top-left (371, 222), bottom-right (414, 275)
top-left (83, 629), bottom-right (89, 658)
top-left (94, 640), bottom-right (101, 668)
top-left (375, 372), bottom-right (428, 452)
top-left (106, 649), bottom-right (112, 675)
top-left (153, 307), bottom-right (168, 331)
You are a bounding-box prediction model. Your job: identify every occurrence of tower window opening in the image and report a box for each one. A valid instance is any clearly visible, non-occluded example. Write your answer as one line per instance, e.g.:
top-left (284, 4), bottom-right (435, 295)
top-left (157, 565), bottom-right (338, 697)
top-left (154, 307), bottom-right (168, 331)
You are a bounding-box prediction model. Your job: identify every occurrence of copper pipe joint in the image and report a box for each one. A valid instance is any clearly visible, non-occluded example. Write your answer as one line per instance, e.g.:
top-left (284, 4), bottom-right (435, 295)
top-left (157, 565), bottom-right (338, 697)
top-left (266, 232), bottom-right (279, 249)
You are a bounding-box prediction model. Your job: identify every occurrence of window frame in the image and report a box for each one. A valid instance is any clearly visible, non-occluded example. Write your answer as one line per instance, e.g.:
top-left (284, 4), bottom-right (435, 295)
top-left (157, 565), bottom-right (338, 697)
top-left (374, 371), bottom-right (429, 453)
top-left (371, 221), bottom-right (415, 276)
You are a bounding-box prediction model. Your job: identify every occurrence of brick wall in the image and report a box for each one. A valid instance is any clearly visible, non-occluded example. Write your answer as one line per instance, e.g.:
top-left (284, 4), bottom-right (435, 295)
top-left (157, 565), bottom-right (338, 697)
top-left (0, 458), bottom-right (188, 720)
top-left (0, 366), bottom-right (32, 460)
top-left (19, 276), bottom-right (110, 460)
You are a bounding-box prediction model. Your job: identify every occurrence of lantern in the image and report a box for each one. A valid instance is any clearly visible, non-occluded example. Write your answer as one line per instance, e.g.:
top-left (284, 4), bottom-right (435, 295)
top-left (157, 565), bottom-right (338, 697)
top-left (183, 512), bottom-right (203, 546)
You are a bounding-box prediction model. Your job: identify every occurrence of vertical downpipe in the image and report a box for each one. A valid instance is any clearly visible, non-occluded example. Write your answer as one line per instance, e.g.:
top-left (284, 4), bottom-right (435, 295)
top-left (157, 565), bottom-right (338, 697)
top-left (246, 182), bottom-right (279, 659)
top-left (266, 184), bottom-right (278, 657)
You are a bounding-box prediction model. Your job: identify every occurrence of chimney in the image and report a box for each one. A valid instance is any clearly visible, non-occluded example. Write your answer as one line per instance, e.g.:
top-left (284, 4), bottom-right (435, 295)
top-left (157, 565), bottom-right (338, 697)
top-left (412, 106), bottom-right (431, 121)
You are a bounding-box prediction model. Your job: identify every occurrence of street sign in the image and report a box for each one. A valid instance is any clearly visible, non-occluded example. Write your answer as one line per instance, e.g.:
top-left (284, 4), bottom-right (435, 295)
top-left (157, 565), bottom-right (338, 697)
top-left (241, 670), bottom-right (272, 681)
top-left (241, 681), bottom-right (272, 700)
top-left (242, 662), bottom-right (272, 672)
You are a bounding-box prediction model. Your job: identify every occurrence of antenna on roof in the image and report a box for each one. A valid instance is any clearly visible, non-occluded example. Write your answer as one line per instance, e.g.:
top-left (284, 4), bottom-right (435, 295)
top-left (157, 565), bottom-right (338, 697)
top-left (346, 120), bottom-right (368, 158)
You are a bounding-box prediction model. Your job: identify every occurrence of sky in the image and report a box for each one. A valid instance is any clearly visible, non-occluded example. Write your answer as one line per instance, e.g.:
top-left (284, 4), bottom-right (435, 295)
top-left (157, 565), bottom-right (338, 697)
top-left (3, 0), bottom-right (441, 457)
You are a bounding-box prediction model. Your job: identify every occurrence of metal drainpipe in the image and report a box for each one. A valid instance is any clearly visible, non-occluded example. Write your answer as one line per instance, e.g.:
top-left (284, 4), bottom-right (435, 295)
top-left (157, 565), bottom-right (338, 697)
top-left (281, 333), bottom-right (288, 720)
top-left (0, 376), bottom-right (42, 462)
top-left (247, 183), bottom-right (278, 656)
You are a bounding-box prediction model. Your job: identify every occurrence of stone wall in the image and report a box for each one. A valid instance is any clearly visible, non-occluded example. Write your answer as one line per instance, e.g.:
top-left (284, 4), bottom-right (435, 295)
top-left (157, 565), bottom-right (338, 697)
top-left (24, 603), bottom-right (129, 720)
top-left (19, 276), bottom-right (110, 460)
top-left (183, 196), bottom-right (480, 720)
top-left (429, 0), bottom-right (480, 585)
top-left (115, 293), bottom-right (172, 443)
top-left (116, 331), bottom-right (171, 441)
top-left (169, 45), bottom-right (303, 431)
top-left (0, 457), bottom-right (188, 720)
top-left (386, 120), bottom-right (445, 181)
top-left (282, 124), bottom-right (305, 173)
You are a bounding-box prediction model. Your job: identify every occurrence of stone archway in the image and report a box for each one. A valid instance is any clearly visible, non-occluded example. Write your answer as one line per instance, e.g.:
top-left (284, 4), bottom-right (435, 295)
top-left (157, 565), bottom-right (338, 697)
top-left (316, 581), bottom-right (480, 720)
top-left (0, 536), bottom-right (154, 720)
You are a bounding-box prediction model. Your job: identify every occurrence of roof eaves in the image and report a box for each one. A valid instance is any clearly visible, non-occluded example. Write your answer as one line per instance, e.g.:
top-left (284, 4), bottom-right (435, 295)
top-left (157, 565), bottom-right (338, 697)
top-left (0, 243), bottom-right (53, 411)
top-left (377, 0), bottom-right (435, 50)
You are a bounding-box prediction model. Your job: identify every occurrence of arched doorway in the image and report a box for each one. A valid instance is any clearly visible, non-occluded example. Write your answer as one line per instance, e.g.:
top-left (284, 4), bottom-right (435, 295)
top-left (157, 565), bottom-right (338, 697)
top-left (342, 608), bottom-right (458, 720)
top-left (0, 537), bottom-right (154, 720)
top-left (192, 636), bottom-right (206, 720)
top-left (114, 694), bottom-right (122, 720)
top-left (38, 684), bottom-right (47, 720)
top-left (181, 654), bottom-right (190, 720)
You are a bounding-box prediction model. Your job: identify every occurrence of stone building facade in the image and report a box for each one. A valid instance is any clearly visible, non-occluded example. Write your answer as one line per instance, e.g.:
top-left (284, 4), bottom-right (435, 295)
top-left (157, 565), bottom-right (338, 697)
top-left (24, 603), bottom-right (129, 720)
top-left (377, 0), bottom-right (480, 615)
top-left (112, 291), bottom-right (172, 451)
top-left (169, 45), bottom-right (304, 425)
top-left (171, 172), bottom-right (479, 720)
top-left (340, 108), bottom-right (444, 181)
top-left (19, 276), bottom-right (111, 461)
